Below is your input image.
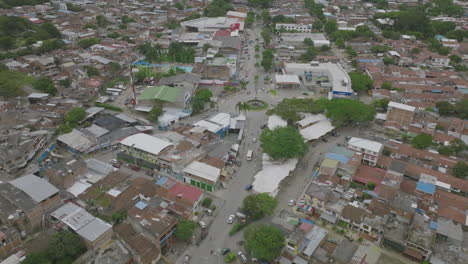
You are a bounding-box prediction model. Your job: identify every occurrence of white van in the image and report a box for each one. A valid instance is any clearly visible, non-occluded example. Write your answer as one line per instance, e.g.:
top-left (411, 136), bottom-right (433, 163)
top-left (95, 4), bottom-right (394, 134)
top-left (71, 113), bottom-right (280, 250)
top-left (246, 150), bottom-right (253, 161)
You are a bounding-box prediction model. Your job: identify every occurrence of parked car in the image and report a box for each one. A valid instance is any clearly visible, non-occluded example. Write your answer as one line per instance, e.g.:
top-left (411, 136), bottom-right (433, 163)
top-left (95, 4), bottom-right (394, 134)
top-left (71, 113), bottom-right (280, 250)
top-left (221, 248), bottom-right (231, 255)
top-left (204, 208), bottom-right (213, 216)
top-left (288, 200), bottom-right (295, 206)
top-left (227, 214), bottom-right (235, 224)
top-left (198, 221), bottom-right (207, 229)
top-left (110, 159), bottom-right (118, 164)
top-left (183, 255), bottom-right (190, 264)
top-left (112, 163), bottom-right (121, 168)
top-left (245, 184), bottom-right (253, 191)
top-left (238, 251), bottom-right (248, 263)
top-left (130, 166), bottom-right (141, 171)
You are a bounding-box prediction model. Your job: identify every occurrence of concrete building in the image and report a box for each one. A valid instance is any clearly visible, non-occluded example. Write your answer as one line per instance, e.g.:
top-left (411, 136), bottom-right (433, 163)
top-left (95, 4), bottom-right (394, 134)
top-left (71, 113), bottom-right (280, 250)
top-left (180, 17), bottom-right (244, 32)
top-left (183, 161), bottom-right (221, 192)
top-left (119, 133), bottom-right (173, 168)
top-left (0, 175), bottom-right (60, 233)
top-left (51, 203), bottom-right (113, 249)
top-left (276, 23), bottom-right (312, 33)
top-left (347, 137), bottom-right (383, 166)
top-left (284, 63), bottom-right (353, 98)
top-left (386, 102), bottom-right (416, 130)
top-left (279, 33), bottom-right (330, 48)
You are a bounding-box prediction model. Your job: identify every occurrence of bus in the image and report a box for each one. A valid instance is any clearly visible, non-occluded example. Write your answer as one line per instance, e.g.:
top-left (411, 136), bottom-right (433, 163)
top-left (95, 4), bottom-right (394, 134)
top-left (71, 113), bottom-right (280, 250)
top-left (106, 88), bottom-right (122, 95)
top-left (246, 150), bottom-right (253, 161)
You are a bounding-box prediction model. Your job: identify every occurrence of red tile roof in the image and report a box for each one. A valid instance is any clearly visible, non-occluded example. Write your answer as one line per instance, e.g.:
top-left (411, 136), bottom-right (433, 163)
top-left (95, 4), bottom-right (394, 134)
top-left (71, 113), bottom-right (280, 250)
top-left (168, 182), bottom-right (203, 204)
top-left (353, 165), bottom-right (386, 185)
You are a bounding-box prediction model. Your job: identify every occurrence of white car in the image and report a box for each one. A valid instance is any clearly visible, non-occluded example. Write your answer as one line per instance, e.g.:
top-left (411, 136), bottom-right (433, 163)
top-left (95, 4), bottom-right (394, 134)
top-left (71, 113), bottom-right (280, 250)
top-left (110, 159), bottom-right (118, 164)
top-left (289, 200), bottom-right (295, 206)
top-left (252, 138), bottom-right (257, 143)
top-left (226, 214), bottom-right (235, 224)
top-left (199, 221), bottom-right (207, 229)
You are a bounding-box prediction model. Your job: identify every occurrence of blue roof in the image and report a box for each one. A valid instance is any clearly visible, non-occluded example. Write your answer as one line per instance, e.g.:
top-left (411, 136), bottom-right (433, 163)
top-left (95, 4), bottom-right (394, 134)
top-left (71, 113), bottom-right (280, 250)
top-left (416, 181), bottom-right (436, 195)
top-left (435, 35), bottom-right (445, 40)
top-left (156, 176), bottom-right (169, 186)
top-left (300, 219), bottom-right (315, 225)
top-left (326, 153), bottom-right (350, 164)
top-left (431, 89), bottom-right (442, 93)
top-left (430, 221), bottom-right (438, 230)
top-left (135, 201), bottom-right (148, 210)
top-left (357, 59), bottom-right (380, 63)
top-left (458, 87), bottom-right (468, 94)
top-left (329, 145), bottom-right (355, 158)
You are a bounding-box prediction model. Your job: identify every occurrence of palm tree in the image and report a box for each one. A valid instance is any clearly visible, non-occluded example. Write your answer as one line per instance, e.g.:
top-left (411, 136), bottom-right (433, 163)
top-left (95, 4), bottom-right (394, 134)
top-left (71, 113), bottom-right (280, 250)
top-left (235, 101), bottom-right (250, 114)
top-left (240, 80), bottom-right (248, 90)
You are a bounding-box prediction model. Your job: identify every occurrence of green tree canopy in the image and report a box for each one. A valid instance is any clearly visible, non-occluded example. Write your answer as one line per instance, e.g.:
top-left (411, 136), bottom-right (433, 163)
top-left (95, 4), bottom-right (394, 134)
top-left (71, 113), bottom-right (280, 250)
top-left (78, 37), bottom-right (100, 49)
top-left (33, 77), bottom-right (57, 95)
top-left (261, 29), bottom-right (271, 45)
top-left (349, 72), bottom-right (373, 92)
top-left (267, 98), bottom-right (324, 123)
top-left (261, 49), bottom-right (274, 71)
top-left (148, 104), bottom-right (163, 123)
top-left (204, 0), bottom-right (233, 17)
top-left (452, 161), bottom-right (468, 179)
top-left (195, 89), bottom-right (213, 102)
top-left (242, 193), bottom-right (278, 220)
top-left (260, 126), bottom-right (307, 160)
top-left (175, 220), bottom-right (196, 241)
top-left (248, 0), bottom-right (273, 8)
top-left (318, 98), bottom-right (376, 127)
top-left (244, 224), bottom-right (284, 261)
top-left (411, 133), bottom-right (433, 149)
top-left (65, 107), bottom-right (86, 123)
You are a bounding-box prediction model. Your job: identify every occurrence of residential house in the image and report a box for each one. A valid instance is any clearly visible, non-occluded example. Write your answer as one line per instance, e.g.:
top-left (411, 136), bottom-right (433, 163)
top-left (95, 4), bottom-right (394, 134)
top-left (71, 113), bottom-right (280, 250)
top-left (0, 175), bottom-right (60, 233)
top-left (51, 203), bottom-right (113, 249)
top-left (347, 137), bottom-right (383, 166)
top-left (114, 222), bottom-right (161, 264)
top-left (155, 177), bottom-right (204, 211)
top-left (386, 102), bottom-right (416, 130)
top-left (276, 23), bottom-right (312, 33)
top-left (0, 227), bottom-right (22, 260)
top-left (45, 158), bottom-right (87, 189)
top-left (297, 225), bottom-right (328, 262)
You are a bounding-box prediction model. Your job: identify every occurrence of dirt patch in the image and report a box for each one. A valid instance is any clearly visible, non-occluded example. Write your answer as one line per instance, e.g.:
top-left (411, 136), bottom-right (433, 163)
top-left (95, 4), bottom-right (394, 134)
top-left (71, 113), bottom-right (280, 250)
top-left (23, 229), bottom-right (54, 254)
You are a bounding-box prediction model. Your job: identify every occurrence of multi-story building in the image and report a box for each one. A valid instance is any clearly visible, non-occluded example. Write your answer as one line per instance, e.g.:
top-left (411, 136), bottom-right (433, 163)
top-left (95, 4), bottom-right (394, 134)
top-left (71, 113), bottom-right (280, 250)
top-left (347, 137), bottom-right (383, 166)
top-left (276, 23), bottom-right (312, 33)
top-left (119, 133), bottom-right (173, 169)
top-left (386, 102), bottom-right (416, 130)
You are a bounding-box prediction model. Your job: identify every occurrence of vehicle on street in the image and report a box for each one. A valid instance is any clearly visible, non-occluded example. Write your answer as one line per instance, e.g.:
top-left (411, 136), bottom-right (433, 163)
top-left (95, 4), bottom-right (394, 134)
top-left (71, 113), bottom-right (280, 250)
top-left (112, 163), bottom-right (121, 168)
top-left (245, 184), bottom-right (253, 191)
top-left (221, 248), bottom-right (231, 255)
top-left (183, 255), bottom-right (190, 264)
top-left (289, 200), bottom-right (295, 206)
top-left (110, 159), bottom-right (118, 164)
top-left (130, 166), bottom-right (141, 171)
top-left (321, 138), bottom-right (328, 142)
top-left (198, 221), bottom-right (206, 229)
top-left (204, 208), bottom-right (213, 216)
top-left (345, 136), bottom-right (351, 140)
top-left (238, 251), bottom-right (248, 263)
top-left (246, 150), bottom-right (253, 161)
top-left (227, 214), bottom-right (235, 224)
top-left (252, 138), bottom-right (257, 143)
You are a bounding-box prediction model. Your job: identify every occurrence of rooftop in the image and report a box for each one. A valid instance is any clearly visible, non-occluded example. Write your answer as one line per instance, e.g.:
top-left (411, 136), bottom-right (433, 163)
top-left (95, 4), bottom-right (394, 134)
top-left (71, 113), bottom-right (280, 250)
top-left (10, 174), bottom-right (58, 203)
top-left (183, 161), bottom-right (221, 182)
top-left (120, 133), bottom-right (173, 156)
top-left (348, 137), bottom-right (383, 153)
top-left (139, 86), bottom-right (181, 102)
top-left (388, 101), bottom-right (416, 112)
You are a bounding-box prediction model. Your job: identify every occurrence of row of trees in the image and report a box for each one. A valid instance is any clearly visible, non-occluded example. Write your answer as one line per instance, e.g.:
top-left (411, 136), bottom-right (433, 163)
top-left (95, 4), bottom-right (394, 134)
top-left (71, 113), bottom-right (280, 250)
top-left (435, 100), bottom-right (468, 120)
top-left (137, 42), bottom-right (195, 63)
top-left (261, 49), bottom-right (274, 71)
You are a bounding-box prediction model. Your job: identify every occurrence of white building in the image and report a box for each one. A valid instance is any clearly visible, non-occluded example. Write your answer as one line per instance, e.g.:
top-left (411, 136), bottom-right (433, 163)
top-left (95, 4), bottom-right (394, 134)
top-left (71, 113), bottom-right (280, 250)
top-left (280, 33), bottom-right (330, 47)
top-left (284, 62), bottom-right (352, 98)
top-left (276, 23), bottom-right (312, 33)
top-left (180, 17), bottom-right (244, 32)
top-left (183, 161), bottom-right (221, 192)
top-left (347, 137), bottom-right (383, 166)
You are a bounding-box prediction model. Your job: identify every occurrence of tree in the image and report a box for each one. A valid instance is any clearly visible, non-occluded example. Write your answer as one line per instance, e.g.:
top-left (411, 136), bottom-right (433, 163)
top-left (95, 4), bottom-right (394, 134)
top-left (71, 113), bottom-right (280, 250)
top-left (304, 38), bottom-right (314, 46)
top-left (300, 46), bottom-right (318, 62)
top-left (324, 20), bottom-right (338, 34)
top-left (109, 62), bottom-right (121, 74)
top-left (372, 98), bottom-right (390, 111)
top-left (454, 100), bottom-right (468, 119)
top-left (365, 181), bottom-right (377, 190)
top-left (320, 45), bottom-right (330, 52)
top-left (65, 107), bottom-right (86, 123)
top-left (261, 49), bottom-right (274, 71)
top-left (349, 72), bottom-right (373, 92)
top-left (0, 36), bottom-right (14, 50)
top-left (204, 0), bottom-right (233, 17)
top-left (33, 77), bottom-right (57, 95)
top-left (111, 211), bottom-right (127, 224)
top-left (260, 126), bottom-right (307, 160)
top-left (195, 89), bottom-right (213, 102)
top-left (96, 15), bottom-right (109, 28)
top-left (47, 231), bottom-right (86, 262)
top-left (267, 98), bottom-right (324, 122)
top-left (242, 193), bottom-right (278, 220)
top-left (319, 98), bottom-right (376, 127)
top-left (240, 80), bottom-right (248, 90)
top-left (59, 77), bottom-right (71, 88)
top-left (224, 252), bottom-right (236, 263)
top-left (452, 161), bottom-right (468, 179)
top-left (191, 97), bottom-right (205, 114)
top-left (381, 81), bottom-right (393, 90)
top-left (383, 57), bottom-right (395, 65)
top-left (84, 66), bottom-right (100, 77)
top-left (148, 104), bottom-right (163, 123)
top-left (261, 29), bottom-right (271, 45)
top-left (335, 38), bottom-right (345, 48)
top-left (174, 2), bottom-right (184, 10)
top-left (244, 224), bottom-right (284, 261)
top-left (435, 101), bottom-right (454, 116)
top-left (78, 37), bottom-right (100, 49)
top-left (411, 133), bottom-right (433, 149)
top-left (175, 220), bottom-right (196, 241)
top-left (236, 101), bottom-right (250, 114)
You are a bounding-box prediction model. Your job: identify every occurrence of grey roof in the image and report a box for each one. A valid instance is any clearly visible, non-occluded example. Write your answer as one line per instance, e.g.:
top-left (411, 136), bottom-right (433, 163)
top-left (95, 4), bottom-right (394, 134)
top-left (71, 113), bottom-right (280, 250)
top-left (76, 218), bottom-right (112, 242)
top-left (389, 160), bottom-right (407, 174)
top-left (158, 73), bottom-right (201, 86)
top-left (436, 218), bottom-right (463, 241)
top-left (332, 239), bottom-right (358, 263)
top-left (305, 182), bottom-right (331, 201)
top-left (10, 174), bottom-right (58, 203)
top-left (213, 36), bottom-right (241, 49)
top-left (299, 225), bottom-right (328, 257)
top-left (0, 183), bottom-right (37, 212)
